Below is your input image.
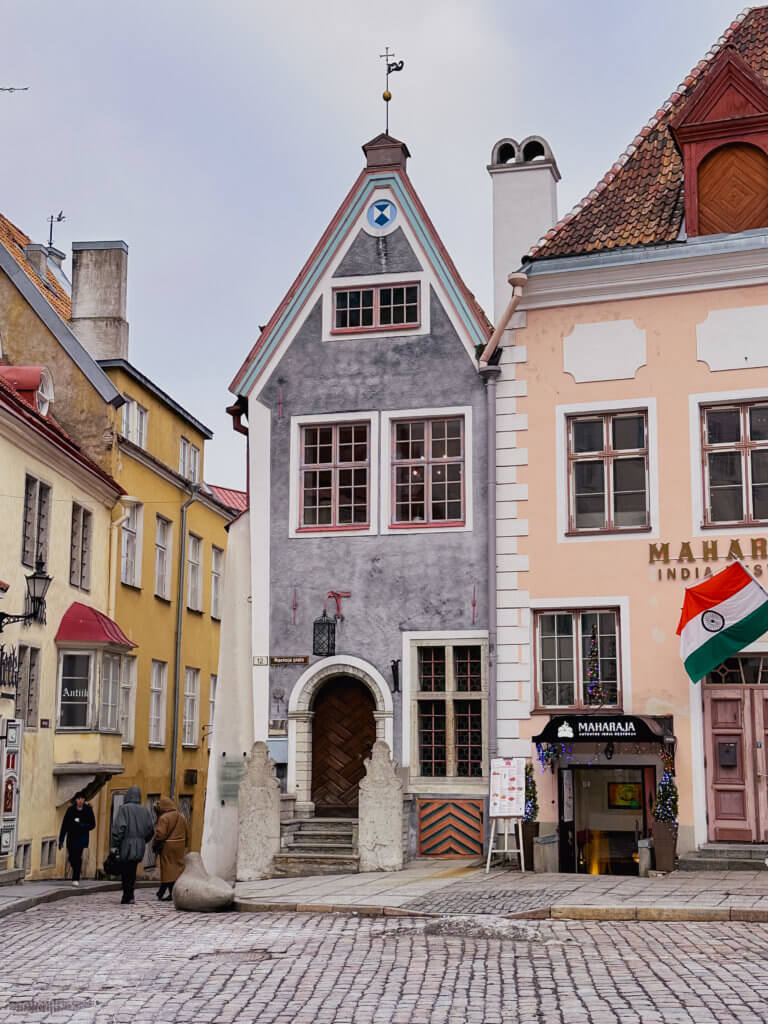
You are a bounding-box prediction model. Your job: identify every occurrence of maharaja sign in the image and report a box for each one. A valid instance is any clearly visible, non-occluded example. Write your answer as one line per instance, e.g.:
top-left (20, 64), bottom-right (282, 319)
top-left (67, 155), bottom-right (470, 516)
top-left (650, 538), bottom-right (768, 581)
top-left (533, 714), bottom-right (670, 745)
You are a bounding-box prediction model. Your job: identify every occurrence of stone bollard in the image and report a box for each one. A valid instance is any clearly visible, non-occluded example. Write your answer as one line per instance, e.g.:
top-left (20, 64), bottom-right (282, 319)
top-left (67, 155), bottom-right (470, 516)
top-left (533, 833), bottom-right (558, 873)
top-left (638, 837), bottom-right (653, 878)
top-left (358, 740), bottom-right (404, 872)
top-left (173, 852), bottom-right (234, 912)
top-left (236, 741), bottom-right (281, 880)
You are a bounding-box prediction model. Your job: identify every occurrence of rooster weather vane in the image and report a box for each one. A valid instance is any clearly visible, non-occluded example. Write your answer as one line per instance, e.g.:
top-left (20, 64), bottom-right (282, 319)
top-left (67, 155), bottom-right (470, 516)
top-left (379, 47), bottom-right (404, 134)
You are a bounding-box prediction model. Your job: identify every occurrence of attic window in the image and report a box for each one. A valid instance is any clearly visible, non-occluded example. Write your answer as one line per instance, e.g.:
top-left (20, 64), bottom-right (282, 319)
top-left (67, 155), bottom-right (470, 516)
top-left (697, 143), bottom-right (768, 236)
top-left (36, 369), bottom-right (54, 416)
top-left (332, 283), bottom-right (420, 333)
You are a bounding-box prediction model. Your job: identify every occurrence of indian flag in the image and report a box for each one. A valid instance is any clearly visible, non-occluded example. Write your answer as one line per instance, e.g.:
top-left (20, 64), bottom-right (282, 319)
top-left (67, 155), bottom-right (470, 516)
top-left (677, 561), bottom-right (768, 683)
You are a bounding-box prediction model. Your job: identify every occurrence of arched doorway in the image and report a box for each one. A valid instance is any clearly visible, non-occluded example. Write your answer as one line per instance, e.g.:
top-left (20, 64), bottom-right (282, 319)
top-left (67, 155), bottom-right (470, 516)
top-left (311, 675), bottom-right (376, 816)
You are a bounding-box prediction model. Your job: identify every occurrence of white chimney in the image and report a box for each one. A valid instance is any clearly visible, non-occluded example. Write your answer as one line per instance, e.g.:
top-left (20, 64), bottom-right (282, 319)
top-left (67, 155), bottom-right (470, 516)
top-left (488, 136), bottom-right (560, 322)
top-left (70, 241), bottom-right (129, 360)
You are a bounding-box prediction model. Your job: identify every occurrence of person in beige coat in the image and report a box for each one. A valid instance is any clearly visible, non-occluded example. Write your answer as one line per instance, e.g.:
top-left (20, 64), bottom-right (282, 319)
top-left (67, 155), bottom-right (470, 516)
top-left (153, 797), bottom-right (188, 901)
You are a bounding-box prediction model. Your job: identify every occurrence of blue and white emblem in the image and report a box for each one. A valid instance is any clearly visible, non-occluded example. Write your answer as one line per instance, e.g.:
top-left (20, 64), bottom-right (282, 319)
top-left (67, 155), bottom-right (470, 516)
top-left (367, 199), bottom-right (396, 229)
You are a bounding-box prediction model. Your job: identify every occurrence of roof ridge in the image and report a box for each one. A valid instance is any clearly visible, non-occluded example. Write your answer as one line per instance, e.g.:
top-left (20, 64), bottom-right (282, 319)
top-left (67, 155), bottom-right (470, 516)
top-left (526, 7), bottom-right (756, 260)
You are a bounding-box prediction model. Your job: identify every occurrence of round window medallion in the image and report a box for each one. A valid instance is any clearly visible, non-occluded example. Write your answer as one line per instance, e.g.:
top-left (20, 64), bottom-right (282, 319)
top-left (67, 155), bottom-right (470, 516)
top-left (701, 609), bottom-right (725, 633)
top-left (367, 199), bottom-right (396, 229)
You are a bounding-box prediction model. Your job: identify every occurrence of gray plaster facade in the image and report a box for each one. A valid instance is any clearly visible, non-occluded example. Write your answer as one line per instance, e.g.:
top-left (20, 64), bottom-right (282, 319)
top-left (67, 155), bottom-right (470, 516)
top-left (259, 286), bottom-right (488, 770)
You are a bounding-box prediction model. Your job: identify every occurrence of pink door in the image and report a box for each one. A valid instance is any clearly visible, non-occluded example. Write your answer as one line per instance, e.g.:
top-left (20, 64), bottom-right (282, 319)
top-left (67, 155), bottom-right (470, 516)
top-left (754, 688), bottom-right (768, 842)
top-left (702, 686), bottom-right (758, 841)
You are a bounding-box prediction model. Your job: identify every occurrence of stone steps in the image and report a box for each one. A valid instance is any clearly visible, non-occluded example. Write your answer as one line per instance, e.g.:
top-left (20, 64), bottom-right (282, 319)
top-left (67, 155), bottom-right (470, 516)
top-left (273, 852), bottom-right (360, 877)
top-left (698, 843), bottom-right (768, 859)
top-left (286, 836), bottom-right (356, 851)
top-left (275, 817), bottom-right (360, 875)
top-left (679, 844), bottom-right (768, 872)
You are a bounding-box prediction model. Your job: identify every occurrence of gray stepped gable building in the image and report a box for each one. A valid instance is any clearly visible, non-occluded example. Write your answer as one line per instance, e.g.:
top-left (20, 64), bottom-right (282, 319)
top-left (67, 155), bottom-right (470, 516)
top-left (212, 133), bottom-right (510, 872)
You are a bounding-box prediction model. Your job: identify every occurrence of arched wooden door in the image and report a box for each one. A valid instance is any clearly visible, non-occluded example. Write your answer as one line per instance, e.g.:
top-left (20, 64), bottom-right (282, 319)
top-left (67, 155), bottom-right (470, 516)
top-left (311, 676), bottom-right (376, 816)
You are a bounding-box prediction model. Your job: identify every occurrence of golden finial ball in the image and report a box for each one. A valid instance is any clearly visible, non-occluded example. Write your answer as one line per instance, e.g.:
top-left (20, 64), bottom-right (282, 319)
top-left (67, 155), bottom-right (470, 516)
top-left (383, 90), bottom-right (392, 102)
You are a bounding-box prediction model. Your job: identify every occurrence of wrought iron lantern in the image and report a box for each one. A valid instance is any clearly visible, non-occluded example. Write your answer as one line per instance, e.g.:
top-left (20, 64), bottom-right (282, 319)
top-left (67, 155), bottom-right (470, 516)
top-left (0, 558), bottom-right (53, 633)
top-left (313, 610), bottom-right (336, 657)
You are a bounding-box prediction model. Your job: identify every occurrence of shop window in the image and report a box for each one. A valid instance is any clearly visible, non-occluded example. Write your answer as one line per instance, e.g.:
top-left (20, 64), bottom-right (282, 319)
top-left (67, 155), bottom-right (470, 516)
top-left (299, 422), bottom-right (370, 530)
top-left (701, 402), bottom-right (768, 525)
top-left (567, 412), bottom-right (649, 533)
top-left (58, 652), bottom-right (92, 729)
top-left (535, 609), bottom-right (620, 709)
top-left (392, 417), bottom-right (465, 527)
top-left (413, 641), bottom-right (487, 778)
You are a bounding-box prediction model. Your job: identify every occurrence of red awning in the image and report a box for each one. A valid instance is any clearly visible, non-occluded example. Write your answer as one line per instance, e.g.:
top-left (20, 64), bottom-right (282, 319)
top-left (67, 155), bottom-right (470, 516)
top-left (55, 602), bottom-right (135, 649)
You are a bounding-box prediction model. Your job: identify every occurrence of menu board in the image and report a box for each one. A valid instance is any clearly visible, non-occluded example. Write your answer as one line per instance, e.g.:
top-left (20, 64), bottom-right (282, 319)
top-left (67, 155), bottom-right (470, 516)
top-left (489, 757), bottom-right (526, 818)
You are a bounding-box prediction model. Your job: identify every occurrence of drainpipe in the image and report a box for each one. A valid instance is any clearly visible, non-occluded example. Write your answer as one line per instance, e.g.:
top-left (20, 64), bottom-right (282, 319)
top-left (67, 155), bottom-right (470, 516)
top-left (108, 497), bottom-right (140, 619)
top-left (477, 271), bottom-right (528, 760)
top-left (170, 484), bottom-right (200, 800)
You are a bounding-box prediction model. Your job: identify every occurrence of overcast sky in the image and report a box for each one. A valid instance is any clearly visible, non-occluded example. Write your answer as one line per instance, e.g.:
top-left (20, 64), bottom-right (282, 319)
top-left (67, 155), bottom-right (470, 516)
top-left (1, 0), bottom-right (746, 487)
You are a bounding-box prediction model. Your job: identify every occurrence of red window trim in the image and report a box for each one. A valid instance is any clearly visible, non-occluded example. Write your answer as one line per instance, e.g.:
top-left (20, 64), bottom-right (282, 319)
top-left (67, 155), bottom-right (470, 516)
top-left (532, 608), bottom-right (622, 712)
top-left (298, 421), bottom-right (371, 531)
top-left (331, 282), bottom-right (421, 335)
top-left (700, 400), bottom-right (768, 529)
top-left (566, 410), bottom-right (649, 535)
top-left (390, 416), bottom-right (466, 529)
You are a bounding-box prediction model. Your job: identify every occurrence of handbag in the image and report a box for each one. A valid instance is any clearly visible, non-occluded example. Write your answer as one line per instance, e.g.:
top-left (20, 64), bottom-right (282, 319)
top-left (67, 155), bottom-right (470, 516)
top-left (103, 850), bottom-right (123, 877)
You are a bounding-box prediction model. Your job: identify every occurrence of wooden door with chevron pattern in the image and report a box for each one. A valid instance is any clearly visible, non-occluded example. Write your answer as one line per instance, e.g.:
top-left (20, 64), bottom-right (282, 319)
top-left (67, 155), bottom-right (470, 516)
top-left (418, 798), bottom-right (484, 857)
top-left (311, 676), bottom-right (376, 816)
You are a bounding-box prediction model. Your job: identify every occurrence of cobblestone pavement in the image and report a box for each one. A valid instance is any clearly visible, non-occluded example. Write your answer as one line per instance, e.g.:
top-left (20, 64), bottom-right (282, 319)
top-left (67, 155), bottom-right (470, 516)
top-left (2, 891), bottom-right (768, 1023)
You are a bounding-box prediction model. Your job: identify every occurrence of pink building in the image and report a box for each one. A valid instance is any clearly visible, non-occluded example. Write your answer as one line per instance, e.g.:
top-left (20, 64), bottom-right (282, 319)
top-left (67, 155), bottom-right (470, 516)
top-left (490, 8), bottom-right (768, 872)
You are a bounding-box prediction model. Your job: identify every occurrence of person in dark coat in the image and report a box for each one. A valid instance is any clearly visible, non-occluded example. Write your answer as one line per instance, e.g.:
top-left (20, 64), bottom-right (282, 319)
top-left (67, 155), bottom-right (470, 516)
top-left (153, 797), bottom-right (188, 901)
top-left (58, 791), bottom-right (95, 886)
top-left (110, 785), bottom-right (154, 905)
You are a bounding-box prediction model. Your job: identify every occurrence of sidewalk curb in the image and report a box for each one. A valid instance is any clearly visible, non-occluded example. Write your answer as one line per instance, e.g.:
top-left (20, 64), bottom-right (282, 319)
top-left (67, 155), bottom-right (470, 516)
top-left (234, 899), bottom-right (768, 922)
top-left (0, 881), bottom-right (156, 920)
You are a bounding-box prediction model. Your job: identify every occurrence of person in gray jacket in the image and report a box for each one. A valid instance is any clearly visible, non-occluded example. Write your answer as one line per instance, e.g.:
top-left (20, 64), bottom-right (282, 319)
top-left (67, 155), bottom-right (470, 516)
top-left (110, 786), bottom-right (155, 905)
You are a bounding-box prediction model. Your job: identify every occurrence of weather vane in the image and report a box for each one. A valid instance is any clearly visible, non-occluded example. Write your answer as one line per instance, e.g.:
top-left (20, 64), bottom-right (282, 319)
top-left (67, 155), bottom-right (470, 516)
top-left (379, 46), bottom-right (404, 134)
top-left (48, 211), bottom-right (65, 248)
top-left (0, 86), bottom-right (29, 93)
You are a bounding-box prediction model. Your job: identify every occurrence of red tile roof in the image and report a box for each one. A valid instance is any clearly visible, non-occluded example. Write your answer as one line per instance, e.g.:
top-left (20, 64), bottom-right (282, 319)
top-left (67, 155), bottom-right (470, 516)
top-left (528, 6), bottom-right (768, 262)
top-left (55, 601), bottom-right (135, 649)
top-left (206, 484), bottom-right (248, 513)
top-left (0, 213), bottom-right (71, 318)
top-left (0, 369), bottom-right (123, 494)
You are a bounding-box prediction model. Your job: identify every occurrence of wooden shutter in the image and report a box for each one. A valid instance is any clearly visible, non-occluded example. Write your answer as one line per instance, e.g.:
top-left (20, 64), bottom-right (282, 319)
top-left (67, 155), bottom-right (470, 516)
top-left (36, 483), bottom-right (51, 567)
top-left (80, 510), bottom-right (92, 590)
top-left (21, 477), bottom-right (36, 567)
top-left (70, 505), bottom-right (82, 586)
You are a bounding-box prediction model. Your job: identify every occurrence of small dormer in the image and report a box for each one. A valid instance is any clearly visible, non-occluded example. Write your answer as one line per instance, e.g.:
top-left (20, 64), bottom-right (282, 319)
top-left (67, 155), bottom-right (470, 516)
top-left (671, 46), bottom-right (768, 237)
top-left (0, 366), bottom-right (55, 415)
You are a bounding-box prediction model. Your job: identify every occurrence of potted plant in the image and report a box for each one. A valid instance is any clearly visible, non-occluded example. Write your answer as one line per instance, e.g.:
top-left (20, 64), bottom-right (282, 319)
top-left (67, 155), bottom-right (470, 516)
top-left (651, 768), bottom-right (679, 872)
top-left (522, 761), bottom-right (539, 869)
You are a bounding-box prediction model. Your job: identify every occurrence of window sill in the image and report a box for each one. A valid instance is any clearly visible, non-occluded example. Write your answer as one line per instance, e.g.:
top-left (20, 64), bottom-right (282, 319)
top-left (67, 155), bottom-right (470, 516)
top-left (121, 581), bottom-right (142, 592)
top-left (148, 743), bottom-right (166, 750)
top-left (565, 527), bottom-right (651, 537)
top-left (211, 614), bottom-right (221, 622)
top-left (296, 525), bottom-right (370, 534)
top-left (531, 706), bottom-right (624, 715)
top-left (700, 520), bottom-right (768, 530)
top-left (154, 593), bottom-right (172, 604)
top-left (186, 606), bottom-right (203, 615)
top-left (121, 743), bottom-right (134, 750)
top-left (390, 521), bottom-right (465, 530)
top-left (55, 727), bottom-right (123, 735)
top-left (182, 743), bottom-right (199, 750)
top-left (330, 323), bottom-right (421, 336)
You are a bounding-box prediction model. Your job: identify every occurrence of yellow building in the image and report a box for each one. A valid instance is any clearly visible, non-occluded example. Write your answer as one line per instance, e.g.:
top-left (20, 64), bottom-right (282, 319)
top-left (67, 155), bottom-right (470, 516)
top-left (97, 359), bottom-right (236, 860)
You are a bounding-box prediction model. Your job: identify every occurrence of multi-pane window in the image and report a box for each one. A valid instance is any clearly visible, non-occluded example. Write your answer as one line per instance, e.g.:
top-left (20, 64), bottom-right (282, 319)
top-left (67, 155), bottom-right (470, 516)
top-left (187, 534), bottom-right (202, 610)
top-left (155, 516), bottom-right (171, 599)
top-left (121, 504), bottom-right (142, 586)
top-left (392, 417), bottom-right (464, 526)
top-left (21, 475), bottom-right (51, 568)
top-left (16, 645), bottom-right (40, 729)
top-left (414, 642), bottom-right (487, 778)
top-left (333, 283), bottom-right (419, 332)
top-left (179, 437), bottom-right (201, 482)
top-left (119, 655), bottom-right (137, 746)
top-left (183, 667), bottom-right (200, 747)
top-left (702, 402), bottom-right (768, 525)
top-left (208, 674), bottom-right (217, 742)
top-left (69, 503), bottom-right (92, 591)
top-left (149, 660), bottom-right (167, 746)
top-left (58, 652), bottom-right (92, 729)
top-left (121, 396), bottom-right (148, 449)
top-left (100, 653), bottom-right (121, 732)
top-left (211, 547), bottom-right (223, 619)
top-left (299, 422), bottom-right (369, 529)
top-left (567, 412), bottom-right (649, 532)
top-left (536, 609), bottom-right (620, 708)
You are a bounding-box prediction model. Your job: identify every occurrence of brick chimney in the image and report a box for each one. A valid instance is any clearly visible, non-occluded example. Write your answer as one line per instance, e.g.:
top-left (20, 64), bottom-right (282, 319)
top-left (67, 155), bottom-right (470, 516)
top-left (488, 136), bottom-right (560, 322)
top-left (70, 241), bottom-right (129, 360)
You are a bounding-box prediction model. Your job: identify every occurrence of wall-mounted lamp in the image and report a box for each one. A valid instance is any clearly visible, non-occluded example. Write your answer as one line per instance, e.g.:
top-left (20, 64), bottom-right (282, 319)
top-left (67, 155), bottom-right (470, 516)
top-left (0, 558), bottom-right (52, 634)
top-left (313, 611), bottom-right (336, 657)
top-left (390, 659), bottom-right (400, 693)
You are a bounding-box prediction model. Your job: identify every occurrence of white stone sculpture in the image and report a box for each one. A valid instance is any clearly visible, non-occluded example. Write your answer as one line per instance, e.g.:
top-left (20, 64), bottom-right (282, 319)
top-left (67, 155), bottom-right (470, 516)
top-left (358, 740), bottom-right (404, 872)
top-left (236, 741), bottom-right (281, 880)
top-left (173, 852), bottom-right (234, 912)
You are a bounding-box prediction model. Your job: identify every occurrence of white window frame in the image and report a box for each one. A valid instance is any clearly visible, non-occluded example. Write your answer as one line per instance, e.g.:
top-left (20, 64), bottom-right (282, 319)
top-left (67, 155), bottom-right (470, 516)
top-left (119, 654), bottom-right (137, 746)
top-left (690, 387), bottom-right (768, 536)
top-left (529, 596), bottom-right (632, 713)
top-left (100, 653), bottom-right (121, 732)
top-left (154, 516), bottom-right (172, 600)
top-left (57, 650), bottom-right (94, 731)
top-left (21, 474), bottom-right (52, 568)
top-left (211, 546), bottom-right (223, 619)
top-left (380, 406), bottom-right (473, 534)
top-left (321, 271), bottom-right (430, 343)
top-left (121, 396), bottom-right (148, 449)
top-left (289, 412), bottom-right (380, 538)
top-left (179, 437), bottom-right (201, 482)
top-left (556, 398), bottom-right (659, 543)
top-left (121, 503), bottom-right (143, 587)
top-left (69, 502), bottom-right (93, 591)
top-left (149, 660), bottom-right (167, 747)
top-left (182, 667), bottom-right (200, 747)
top-left (16, 644), bottom-right (41, 729)
top-left (208, 673), bottom-right (217, 743)
top-left (187, 534), bottom-right (202, 611)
